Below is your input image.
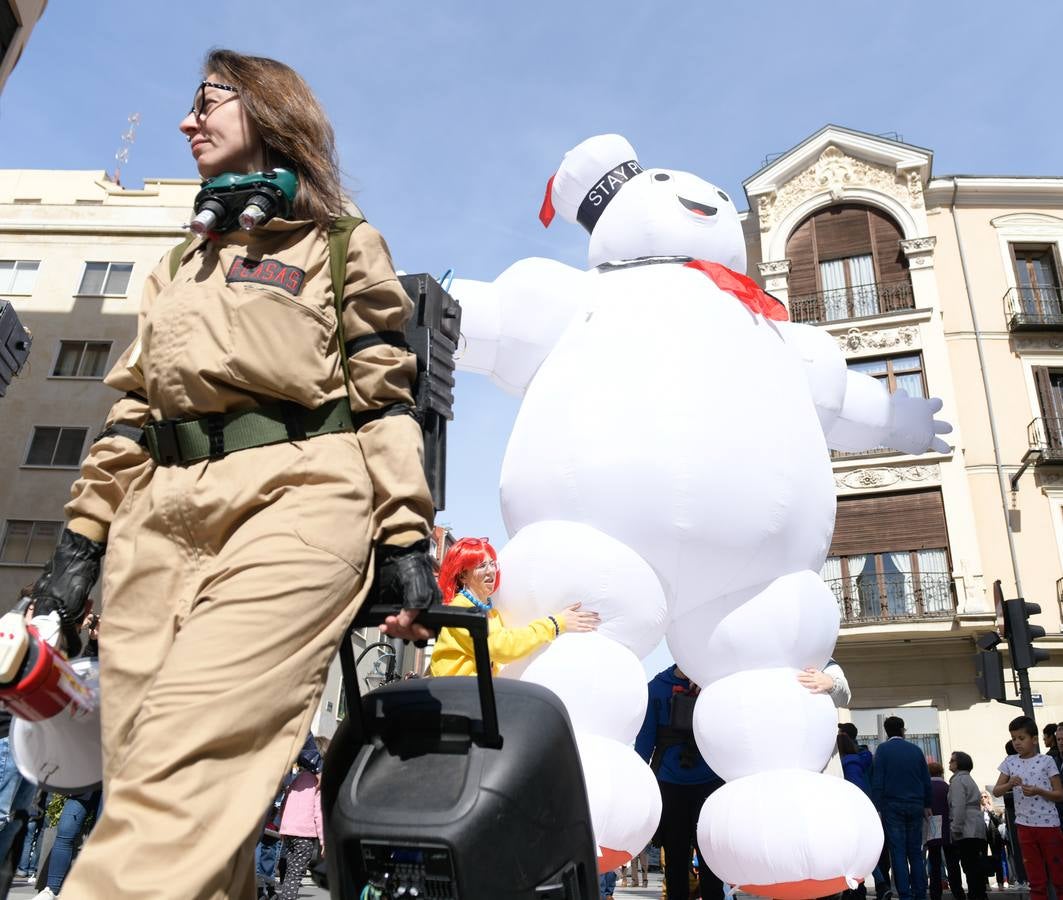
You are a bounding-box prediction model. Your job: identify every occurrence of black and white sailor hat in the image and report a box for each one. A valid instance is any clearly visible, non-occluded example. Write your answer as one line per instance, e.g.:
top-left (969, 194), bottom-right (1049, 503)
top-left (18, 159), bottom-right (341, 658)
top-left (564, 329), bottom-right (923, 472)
top-left (539, 134), bottom-right (645, 233)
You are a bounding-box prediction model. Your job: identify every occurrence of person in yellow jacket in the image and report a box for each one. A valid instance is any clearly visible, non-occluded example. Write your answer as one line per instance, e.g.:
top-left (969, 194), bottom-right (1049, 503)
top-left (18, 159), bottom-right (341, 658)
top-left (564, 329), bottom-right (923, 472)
top-left (429, 537), bottom-right (599, 676)
top-left (23, 50), bottom-right (438, 898)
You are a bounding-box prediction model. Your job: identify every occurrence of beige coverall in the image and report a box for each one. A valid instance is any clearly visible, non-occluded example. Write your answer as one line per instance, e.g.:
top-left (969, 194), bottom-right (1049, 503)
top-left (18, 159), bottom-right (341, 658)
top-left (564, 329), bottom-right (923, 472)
top-left (59, 218), bottom-right (433, 899)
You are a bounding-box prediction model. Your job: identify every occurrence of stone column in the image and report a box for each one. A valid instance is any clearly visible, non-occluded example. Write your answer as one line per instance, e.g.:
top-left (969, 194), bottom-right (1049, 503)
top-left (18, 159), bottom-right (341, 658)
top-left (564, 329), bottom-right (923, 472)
top-left (757, 258), bottom-right (792, 307)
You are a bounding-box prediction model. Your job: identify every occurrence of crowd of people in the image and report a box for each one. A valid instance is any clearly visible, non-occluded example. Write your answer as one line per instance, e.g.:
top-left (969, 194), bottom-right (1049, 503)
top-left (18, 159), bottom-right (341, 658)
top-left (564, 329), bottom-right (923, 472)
top-left (835, 713), bottom-right (1063, 900)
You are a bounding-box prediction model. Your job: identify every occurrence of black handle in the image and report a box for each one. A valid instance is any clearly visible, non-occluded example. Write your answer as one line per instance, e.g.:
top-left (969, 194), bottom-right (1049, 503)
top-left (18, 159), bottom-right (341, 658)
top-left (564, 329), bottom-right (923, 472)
top-left (340, 604), bottom-right (501, 748)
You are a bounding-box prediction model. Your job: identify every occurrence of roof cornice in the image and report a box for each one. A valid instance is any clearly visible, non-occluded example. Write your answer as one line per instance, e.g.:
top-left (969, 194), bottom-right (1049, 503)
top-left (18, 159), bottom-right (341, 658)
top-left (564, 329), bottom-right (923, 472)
top-left (926, 176), bottom-right (1063, 208)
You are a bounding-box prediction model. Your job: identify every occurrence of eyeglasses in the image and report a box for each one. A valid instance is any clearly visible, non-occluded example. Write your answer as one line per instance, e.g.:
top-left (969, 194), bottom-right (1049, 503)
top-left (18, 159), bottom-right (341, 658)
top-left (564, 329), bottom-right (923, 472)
top-left (473, 559), bottom-right (498, 573)
top-left (190, 81), bottom-right (238, 121)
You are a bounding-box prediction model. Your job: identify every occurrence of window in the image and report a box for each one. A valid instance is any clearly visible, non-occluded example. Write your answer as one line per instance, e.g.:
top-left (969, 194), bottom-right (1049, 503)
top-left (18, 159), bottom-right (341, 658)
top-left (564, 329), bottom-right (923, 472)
top-left (851, 708), bottom-right (942, 763)
top-left (52, 341), bottom-right (112, 378)
top-left (832, 354), bottom-right (927, 458)
top-left (848, 354), bottom-right (926, 399)
top-left (824, 490), bottom-right (953, 622)
top-left (1032, 366), bottom-right (1063, 453)
top-left (823, 549), bottom-right (952, 621)
top-left (0, 520), bottom-right (62, 566)
top-left (1012, 245), bottom-right (1062, 318)
top-left (786, 204), bottom-right (913, 324)
top-left (0, 260), bottom-right (40, 295)
top-left (24, 427), bottom-right (87, 467)
top-left (77, 262), bottom-right (133, 296)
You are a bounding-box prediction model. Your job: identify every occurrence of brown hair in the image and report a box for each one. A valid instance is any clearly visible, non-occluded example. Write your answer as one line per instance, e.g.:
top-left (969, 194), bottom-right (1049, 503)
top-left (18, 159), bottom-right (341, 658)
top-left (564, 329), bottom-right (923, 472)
top-left (204, 49), bottom-right (344, 226)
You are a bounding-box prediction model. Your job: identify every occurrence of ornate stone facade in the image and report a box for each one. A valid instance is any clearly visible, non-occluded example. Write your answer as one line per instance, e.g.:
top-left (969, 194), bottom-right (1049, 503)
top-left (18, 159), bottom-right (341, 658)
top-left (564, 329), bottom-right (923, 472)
top-left (756, 146), bottom-right (922, 233)
top-left (1012, 335), bottom-right (1063, 353)
top-left (901, 236), bottom-right (937, 270)
top-left (835, 325), bottom-right (919, 354)
top-left (756, 259), bottom-right (791, 293)
top-left (835, 464), bottom-right (941, 491)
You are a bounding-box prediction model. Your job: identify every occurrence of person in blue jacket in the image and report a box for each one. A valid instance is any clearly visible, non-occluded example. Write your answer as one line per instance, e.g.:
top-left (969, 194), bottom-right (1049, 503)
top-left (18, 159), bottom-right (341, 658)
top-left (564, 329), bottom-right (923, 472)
top-left (635, 666), bottom-right (723, 900)
top-left (871, 716), bottom-right (933, 900)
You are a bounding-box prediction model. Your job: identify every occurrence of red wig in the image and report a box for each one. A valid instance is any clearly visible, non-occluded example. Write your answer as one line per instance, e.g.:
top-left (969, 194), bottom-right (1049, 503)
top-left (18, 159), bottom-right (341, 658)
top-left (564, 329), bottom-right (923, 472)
top-left (438, 537), bottom-right (501, 603)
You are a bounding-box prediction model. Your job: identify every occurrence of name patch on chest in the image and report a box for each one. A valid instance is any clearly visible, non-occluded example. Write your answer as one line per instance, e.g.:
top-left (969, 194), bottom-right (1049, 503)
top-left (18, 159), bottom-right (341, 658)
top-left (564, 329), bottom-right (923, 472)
top-left (226, 256), bottom-right (305, 296)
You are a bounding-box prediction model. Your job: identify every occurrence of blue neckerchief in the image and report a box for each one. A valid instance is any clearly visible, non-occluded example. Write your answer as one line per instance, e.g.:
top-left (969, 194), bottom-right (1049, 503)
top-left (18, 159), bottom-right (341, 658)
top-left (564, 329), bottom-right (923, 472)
top-left (459, 587), bottom-right (493, 611)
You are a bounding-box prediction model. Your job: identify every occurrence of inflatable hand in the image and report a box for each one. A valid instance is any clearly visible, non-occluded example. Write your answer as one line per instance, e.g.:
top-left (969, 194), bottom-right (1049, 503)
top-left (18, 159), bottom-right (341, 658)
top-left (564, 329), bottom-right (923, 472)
top-left (886, 391), bottom-right (952, 455)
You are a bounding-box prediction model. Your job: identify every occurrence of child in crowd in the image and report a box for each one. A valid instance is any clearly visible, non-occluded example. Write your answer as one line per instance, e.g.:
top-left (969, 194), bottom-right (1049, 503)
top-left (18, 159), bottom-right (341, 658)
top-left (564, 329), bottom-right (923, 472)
top-left (993, 716), bottom-right (1063, 900)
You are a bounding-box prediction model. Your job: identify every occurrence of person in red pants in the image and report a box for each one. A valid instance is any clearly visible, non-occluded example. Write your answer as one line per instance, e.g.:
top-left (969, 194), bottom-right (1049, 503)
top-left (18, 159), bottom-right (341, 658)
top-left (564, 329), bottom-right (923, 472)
top-left (993, 716), bottom-right (1063, 900)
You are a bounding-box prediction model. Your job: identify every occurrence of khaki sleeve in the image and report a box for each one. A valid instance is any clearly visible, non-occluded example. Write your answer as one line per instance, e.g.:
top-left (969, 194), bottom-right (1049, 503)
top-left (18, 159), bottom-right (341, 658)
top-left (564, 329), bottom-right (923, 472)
top-left (341, 223), bottom-right (433, 546)
top-left (64, 256), bottom-right (171, 537)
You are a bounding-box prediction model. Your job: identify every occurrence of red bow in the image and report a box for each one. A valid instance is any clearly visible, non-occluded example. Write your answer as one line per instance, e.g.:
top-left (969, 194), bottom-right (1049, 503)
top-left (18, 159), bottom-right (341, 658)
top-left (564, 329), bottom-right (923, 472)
top-left (684, 260), bottom-right (789, 321)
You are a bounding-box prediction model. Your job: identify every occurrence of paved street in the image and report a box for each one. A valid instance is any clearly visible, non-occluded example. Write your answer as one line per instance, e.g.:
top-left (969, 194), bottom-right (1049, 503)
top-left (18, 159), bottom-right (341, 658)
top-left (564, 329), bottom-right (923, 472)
top-left (6, 879), bottom-right (330, 898)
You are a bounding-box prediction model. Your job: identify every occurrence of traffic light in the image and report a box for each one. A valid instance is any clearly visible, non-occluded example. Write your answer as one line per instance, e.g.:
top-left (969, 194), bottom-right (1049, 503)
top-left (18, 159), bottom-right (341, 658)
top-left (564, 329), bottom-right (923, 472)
top-left (1004, 598), bottom-right (1050, 670)
top-left (975, 646), bottom-right (1007, 702)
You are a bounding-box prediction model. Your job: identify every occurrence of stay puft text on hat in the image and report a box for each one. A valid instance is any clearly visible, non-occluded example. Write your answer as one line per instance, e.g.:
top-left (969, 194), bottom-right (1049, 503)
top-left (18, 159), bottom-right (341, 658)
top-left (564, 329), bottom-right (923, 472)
top-left (539, 134), bottom-right (644, 232)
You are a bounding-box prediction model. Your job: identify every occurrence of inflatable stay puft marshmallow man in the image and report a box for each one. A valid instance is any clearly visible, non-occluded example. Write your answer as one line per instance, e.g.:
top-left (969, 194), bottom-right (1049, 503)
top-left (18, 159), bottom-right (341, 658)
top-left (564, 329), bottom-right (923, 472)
top-left (451, 135), bottom-right (950, 895)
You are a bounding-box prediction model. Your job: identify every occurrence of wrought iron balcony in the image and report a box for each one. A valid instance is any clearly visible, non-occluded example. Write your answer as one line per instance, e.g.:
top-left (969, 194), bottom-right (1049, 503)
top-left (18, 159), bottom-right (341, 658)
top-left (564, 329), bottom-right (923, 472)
top-left (824, 571), bottom-right (955, 624)
top-left (1029, 418), bottom-right (1063, 462)
top-left (830, 446), bottom-right (899, 460)
top-left (1005, 286), bottom-right (1063, 331)
top-left (789, 280), bottom-right (915, 326)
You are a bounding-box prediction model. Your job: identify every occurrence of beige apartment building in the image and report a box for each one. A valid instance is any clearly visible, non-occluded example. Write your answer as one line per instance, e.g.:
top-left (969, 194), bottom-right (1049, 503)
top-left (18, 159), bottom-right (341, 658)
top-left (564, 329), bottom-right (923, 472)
top-left (743, 125), bottom-right (1063, 788)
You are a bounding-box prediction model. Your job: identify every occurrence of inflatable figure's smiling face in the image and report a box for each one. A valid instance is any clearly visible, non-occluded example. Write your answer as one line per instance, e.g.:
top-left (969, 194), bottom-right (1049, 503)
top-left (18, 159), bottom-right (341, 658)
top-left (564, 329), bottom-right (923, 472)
top-left (587, 167), bottom-right (746, 273)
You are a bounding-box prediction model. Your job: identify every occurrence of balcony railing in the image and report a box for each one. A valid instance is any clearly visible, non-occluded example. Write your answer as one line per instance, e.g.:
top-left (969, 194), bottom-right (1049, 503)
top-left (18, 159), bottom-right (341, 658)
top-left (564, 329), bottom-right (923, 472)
top-left (1005, 286), bottom-right (1063, 331)
top-left (789, 280), bottom-right (915, 325)
top-left (1029, 418), bottom-right (1063, 462)
top-left (830, 446), bottom-right (900, 460)
top-left (824, 571), bottom-right (956, 624)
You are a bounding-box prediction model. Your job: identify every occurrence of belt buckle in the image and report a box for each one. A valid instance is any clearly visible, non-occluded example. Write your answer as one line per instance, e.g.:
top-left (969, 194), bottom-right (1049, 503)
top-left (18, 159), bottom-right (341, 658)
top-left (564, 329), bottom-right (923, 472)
top-left (151, 420), bottom-right (181, 465)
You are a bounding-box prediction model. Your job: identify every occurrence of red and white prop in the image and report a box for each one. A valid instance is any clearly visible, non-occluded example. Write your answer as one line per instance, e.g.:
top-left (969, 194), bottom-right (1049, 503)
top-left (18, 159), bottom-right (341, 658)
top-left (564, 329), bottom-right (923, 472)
top-left (451, 134), bottom-right (950, 892)
top-left (0, 610), bottom-right (102, 794)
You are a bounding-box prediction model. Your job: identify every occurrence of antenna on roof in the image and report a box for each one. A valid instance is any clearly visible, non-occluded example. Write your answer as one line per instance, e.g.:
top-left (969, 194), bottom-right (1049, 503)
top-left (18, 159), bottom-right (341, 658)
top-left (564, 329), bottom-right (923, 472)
top-left (111, 112), bottom-right (141, 186)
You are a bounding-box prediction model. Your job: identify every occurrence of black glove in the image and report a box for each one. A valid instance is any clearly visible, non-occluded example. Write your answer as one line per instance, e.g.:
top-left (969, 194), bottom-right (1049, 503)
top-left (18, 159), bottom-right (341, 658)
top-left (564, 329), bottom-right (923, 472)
top-left (374, 538), bottom-right (441, 611)
top-left (31, 529), bottom-right (105, 656)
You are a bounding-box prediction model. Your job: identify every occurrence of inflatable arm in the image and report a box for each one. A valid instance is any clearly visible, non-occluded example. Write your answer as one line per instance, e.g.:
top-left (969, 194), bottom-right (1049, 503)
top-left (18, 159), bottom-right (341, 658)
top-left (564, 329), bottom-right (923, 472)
top-left (450, 257), bottom-right (587, 396)
top-left (779, 321), bottom-right (952, 455)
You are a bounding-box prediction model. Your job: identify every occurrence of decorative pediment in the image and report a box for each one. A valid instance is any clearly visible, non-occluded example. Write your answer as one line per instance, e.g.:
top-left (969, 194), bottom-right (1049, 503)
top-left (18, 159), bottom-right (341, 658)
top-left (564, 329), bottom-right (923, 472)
top-left (990, 212), bottom-right (1063, 236)
top-left (744, 126), bottom-right (933, 234)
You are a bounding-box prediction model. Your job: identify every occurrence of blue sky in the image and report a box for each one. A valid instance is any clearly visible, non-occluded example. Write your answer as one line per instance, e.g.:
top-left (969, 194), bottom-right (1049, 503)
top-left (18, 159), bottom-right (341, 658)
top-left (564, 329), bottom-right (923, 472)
top-left (2, 1), bottom-right (1061, 673)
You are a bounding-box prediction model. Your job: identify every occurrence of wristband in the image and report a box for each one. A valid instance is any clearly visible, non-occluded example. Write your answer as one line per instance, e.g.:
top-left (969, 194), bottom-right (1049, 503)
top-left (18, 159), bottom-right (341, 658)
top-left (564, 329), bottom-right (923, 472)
top-left (547, 615), bottom-right (560, 637)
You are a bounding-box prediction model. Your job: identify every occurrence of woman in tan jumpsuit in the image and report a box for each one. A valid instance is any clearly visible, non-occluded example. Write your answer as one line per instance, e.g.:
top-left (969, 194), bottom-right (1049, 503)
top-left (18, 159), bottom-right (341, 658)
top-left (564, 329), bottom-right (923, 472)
top-left (28, 50), bottom-right (438, 899)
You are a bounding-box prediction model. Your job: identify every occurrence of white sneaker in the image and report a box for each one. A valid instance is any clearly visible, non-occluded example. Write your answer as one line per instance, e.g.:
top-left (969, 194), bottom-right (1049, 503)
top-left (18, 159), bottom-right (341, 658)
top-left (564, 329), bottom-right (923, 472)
top-left (33, 889), bottom-right (57, 899)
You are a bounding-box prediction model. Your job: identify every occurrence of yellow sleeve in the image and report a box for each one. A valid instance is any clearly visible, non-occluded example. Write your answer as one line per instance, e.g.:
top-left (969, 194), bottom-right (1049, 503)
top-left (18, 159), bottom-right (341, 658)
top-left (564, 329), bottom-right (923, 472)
top-left (341, 223), bottom-right (433, 546)
top-left (428, 597), bottom-right (479, 677)
top-left (64, 255), bottom-right (173, 538)
top-left (486, 614), bottom-right (560, 664)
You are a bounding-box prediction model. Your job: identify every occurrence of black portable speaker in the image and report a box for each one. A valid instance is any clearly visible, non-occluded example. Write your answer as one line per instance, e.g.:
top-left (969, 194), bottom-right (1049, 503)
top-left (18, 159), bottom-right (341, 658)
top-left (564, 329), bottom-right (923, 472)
top-left (321, 605), bottom-right (599, 900)
top-left (0, 300), bottom-right (32, 398)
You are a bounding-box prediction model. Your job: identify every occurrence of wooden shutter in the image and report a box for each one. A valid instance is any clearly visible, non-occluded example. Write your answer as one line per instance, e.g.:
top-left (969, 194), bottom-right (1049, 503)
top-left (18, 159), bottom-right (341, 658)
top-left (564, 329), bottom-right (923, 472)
top-left (786, 217), bottom-right (817, 297)
top-left (869, 208), bottom-right (908, 283)
top-left (829, 489), bottom-right (949, 556)
top-left (811, 205), bottom-right (873, 262)
top-left (786, 204), bottom-right (910, 301)
top-left (1034, 366), bottom-right (1062, 419)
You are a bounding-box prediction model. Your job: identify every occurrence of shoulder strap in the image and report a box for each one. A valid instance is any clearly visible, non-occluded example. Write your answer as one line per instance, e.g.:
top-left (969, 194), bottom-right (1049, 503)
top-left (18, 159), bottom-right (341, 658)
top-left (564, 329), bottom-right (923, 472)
top-left (328, 215), bottom-right (366, 395)
top-left (168, 235), bottom-right (195, 280)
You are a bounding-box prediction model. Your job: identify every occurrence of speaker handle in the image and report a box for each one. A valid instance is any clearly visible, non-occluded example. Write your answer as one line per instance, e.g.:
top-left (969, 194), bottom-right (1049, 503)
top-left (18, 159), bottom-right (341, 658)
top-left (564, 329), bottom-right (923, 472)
top-left (339, 605), bottom-right (501, 749)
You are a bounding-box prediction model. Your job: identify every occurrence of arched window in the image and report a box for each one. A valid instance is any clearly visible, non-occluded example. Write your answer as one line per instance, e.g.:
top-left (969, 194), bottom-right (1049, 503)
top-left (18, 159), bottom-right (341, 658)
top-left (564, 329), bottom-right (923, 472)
top-left (785, 204), bottom-right (913, 324)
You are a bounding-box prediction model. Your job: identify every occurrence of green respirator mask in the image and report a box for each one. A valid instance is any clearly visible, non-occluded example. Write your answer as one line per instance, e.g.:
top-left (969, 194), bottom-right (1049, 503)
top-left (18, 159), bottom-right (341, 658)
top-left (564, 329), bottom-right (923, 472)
top-left (189, 167), bottom-right (298, 236)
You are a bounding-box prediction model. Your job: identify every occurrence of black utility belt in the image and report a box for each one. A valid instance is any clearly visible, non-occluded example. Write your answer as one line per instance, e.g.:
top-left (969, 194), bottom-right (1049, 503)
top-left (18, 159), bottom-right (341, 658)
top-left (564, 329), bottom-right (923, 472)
top-left (141, 397), bottom-right (409, 467)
